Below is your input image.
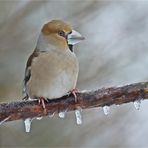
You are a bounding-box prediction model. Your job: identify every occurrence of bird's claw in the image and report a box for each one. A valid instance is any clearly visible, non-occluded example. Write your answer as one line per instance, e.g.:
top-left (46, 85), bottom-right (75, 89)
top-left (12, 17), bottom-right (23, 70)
top-left (69, 88), bottom-right (79, 102)
top-left (38, 97), bottom-right (48, 113)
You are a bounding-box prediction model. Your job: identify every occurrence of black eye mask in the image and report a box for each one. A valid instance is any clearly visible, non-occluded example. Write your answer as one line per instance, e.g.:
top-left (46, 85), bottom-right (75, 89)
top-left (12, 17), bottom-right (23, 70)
top-left (68, 44), bottom-right (73, 52)
top-left (58, 31), bottom-right (73, 52)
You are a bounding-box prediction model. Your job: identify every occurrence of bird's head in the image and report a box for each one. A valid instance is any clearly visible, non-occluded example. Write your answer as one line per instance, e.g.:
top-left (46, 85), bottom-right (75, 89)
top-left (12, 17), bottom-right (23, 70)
top-left (37, 20), bottom-right (84, 52)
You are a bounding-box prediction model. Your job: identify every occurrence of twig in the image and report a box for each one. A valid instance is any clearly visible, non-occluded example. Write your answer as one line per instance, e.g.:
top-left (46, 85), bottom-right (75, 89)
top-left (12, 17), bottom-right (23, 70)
top-left (0, 82), bottom-right (148, 123)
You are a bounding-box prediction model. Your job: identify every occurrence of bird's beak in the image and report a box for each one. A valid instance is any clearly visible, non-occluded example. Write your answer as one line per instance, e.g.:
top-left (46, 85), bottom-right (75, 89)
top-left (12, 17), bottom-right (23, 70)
top-left (67, 30), bottom-right (85, 45)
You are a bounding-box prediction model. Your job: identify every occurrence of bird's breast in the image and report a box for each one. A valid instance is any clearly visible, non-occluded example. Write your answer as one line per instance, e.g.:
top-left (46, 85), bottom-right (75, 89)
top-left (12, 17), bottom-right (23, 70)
top-left (27, 50), bottom-right (79, 99)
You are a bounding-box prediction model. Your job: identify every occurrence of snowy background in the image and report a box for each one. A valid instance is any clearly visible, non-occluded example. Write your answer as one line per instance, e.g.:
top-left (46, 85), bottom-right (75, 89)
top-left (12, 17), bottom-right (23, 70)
top-left (0, 0), bottom-right (148, 147)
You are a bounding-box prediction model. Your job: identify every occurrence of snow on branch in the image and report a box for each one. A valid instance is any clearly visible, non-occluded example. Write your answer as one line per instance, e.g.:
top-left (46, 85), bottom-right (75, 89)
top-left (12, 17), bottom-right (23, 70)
top-left (0, 82), bottom-right (148, 123)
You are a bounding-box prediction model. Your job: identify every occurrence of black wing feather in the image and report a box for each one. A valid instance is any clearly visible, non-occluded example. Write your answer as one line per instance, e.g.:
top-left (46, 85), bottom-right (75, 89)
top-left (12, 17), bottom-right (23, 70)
top-left (22, 51), bottom-right (39, 98)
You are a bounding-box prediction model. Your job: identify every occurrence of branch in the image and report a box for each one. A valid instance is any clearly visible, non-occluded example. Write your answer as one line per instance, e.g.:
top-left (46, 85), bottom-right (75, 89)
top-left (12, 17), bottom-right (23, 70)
top-left (0, 82), bottom-right (148, 123)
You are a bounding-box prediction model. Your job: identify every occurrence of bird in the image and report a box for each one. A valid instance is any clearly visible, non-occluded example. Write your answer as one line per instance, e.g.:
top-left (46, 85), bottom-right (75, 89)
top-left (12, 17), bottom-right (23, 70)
top-left (23, 20), bottom-right (85, 110)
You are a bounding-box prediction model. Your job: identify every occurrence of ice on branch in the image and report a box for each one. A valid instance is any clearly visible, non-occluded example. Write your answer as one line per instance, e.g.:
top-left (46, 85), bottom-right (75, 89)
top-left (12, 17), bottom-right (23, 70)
top-left (134, 100), bottom-right (141, 110)
top-left (24, 118), bottom-right (32, 133)
top-left (103, 106), bottom-right (110, 115)
top-left (59, 111), bottom-right (66, 118)
top-left (48, 112), bottom-right (55, 118)
top-left (36, 117), bottom-right (43, 120)
top-left (75, 108), bottom-right (82, 125)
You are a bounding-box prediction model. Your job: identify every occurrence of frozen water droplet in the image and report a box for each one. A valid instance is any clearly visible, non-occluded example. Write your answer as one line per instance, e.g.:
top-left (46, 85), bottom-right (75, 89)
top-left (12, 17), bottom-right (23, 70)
top-left (36, 117), bottom-right (42, 120)
top-left (103, 106), bottom-right (110, 115)
top-left (59, 111), bottom-right (66, 118)
top-left (134, 100), bottom-right (141, 110)
top-left (24, 118), bottom-right (32, 133)
top-left (75, 108), bottom-right (82, 125)
top-left (48, 112), bottom-right (55, 118)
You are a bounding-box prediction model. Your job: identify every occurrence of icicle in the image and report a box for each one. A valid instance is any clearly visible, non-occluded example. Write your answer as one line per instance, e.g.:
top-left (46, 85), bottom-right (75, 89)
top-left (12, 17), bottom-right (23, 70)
top-left (75, 108), bottom-right (82, 125)
top-left (48, 112), bottom-right (55, 118)
top-left (59, 111), bottom-right (66, 118)
top-left (134, 100), bottom-right (141, 110)
top-left (103, 106), bottom-right (110, 115)
top-left (24, 118), bottom-right (32, 133)
top-left (0, 116), bottom-right (10, 125)
top-left (36, 117), bottom-right (43, 120)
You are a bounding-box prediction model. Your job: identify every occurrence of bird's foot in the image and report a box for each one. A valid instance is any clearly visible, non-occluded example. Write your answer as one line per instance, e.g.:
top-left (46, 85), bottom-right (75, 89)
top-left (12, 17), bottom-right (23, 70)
top-left (38, 97), bottom-right (48, 113)
top-left (69, 88), bottom-right (79, 102)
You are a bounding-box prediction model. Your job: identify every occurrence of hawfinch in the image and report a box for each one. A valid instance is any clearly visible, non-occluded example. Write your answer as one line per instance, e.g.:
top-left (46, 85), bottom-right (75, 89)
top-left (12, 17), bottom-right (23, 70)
top-left (23, 20), bottom-right (84, 109)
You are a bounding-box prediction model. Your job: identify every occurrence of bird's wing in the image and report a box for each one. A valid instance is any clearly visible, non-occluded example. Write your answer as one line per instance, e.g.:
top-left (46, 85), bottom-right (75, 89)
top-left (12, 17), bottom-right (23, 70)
top-left (23, 51), bottom-right (39, 98)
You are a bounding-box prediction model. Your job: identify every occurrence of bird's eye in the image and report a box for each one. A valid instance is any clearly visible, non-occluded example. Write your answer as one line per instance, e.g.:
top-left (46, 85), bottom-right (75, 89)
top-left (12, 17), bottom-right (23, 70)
top-left (58, 31), bottom-right (65, 37)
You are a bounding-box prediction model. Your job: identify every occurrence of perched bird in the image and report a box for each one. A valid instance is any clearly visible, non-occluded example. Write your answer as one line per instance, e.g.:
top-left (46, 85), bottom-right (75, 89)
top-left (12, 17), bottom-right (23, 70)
top-left (23, 20), bottom-right (84, 109)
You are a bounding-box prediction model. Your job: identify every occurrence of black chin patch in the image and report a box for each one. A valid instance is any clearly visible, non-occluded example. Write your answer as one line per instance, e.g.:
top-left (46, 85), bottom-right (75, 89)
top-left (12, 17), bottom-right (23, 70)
top-left (68, 44), bottom-right (73, 52)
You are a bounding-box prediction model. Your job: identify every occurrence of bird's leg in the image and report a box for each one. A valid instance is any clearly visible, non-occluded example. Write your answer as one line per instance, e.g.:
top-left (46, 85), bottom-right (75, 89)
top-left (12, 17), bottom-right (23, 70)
top-left (38, 97), bottom-right (48, 113)
top-left (69, 88), bottom-right (79, 102)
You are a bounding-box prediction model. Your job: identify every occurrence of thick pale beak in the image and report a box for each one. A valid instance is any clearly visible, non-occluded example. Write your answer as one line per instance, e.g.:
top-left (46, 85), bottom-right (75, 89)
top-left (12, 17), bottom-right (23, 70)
top-left (67, 30), bottom-right (85, 45)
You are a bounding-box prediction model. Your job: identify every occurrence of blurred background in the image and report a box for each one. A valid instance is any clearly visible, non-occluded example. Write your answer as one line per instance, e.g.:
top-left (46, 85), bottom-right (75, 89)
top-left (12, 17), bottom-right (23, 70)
top-left (0, 0), bottom-right (148, 147)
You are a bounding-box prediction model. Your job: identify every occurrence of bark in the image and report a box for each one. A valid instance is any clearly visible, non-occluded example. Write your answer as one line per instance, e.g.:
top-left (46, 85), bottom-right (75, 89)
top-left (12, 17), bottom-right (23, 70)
top-left (0, 82), bottom-right (148, 122)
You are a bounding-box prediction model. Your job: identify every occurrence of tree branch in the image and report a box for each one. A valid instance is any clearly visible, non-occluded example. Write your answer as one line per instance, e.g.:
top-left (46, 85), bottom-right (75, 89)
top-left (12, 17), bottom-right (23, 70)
top-left (0, 82), bottom-right (148, 123)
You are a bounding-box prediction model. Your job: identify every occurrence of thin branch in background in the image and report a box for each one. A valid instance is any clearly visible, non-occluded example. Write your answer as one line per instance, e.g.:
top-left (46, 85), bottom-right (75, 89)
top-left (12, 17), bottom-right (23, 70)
top-left (0, 116), bottom-right (11, 125)
top-left (0, 81), bottom-right (148, 124)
